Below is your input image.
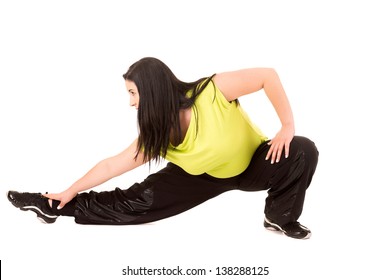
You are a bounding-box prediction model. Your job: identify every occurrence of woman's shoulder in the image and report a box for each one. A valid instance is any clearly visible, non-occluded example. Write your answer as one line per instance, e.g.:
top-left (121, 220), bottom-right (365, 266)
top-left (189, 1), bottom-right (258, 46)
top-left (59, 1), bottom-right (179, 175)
top-left (213, 68), bottom-right (274, 101)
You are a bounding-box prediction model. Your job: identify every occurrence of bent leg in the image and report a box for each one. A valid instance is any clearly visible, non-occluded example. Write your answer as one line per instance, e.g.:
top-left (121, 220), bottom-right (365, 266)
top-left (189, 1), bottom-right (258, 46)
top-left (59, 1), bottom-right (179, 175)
top-left (72, 163), bottom-right (238, 225)
top-left (238, 136), bottom-right (319, 225)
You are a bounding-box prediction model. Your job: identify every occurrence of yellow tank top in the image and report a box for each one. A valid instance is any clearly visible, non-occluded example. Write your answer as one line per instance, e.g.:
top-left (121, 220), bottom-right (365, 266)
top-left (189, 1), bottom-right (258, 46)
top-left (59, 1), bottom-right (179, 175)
top-left (165, 80), bottom-right (268, 178)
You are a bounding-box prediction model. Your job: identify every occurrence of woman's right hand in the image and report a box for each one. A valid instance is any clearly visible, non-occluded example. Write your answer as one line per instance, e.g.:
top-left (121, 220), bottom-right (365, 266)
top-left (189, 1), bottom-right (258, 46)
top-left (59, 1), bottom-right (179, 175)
top-left (43, 189), bottom-right (77, 209)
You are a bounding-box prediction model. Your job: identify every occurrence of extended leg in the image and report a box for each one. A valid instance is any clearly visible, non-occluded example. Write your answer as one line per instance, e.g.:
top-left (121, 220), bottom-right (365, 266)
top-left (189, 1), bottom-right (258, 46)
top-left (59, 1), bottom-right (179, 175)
top-left (72, 163), bottom-right (237, 225)
top-left (8, 163), bottom-right (237, 225)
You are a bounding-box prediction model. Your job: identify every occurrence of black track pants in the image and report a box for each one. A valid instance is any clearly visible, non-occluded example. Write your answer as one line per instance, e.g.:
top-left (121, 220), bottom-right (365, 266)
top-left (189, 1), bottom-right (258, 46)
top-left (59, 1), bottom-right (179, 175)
top-left (55, 136), bottom-right (318, 226)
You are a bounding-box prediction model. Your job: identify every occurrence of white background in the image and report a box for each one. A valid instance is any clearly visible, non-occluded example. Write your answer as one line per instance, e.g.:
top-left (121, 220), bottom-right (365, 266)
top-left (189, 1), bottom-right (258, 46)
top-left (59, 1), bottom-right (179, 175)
top-left (1, 0), bottom-right (389, 279)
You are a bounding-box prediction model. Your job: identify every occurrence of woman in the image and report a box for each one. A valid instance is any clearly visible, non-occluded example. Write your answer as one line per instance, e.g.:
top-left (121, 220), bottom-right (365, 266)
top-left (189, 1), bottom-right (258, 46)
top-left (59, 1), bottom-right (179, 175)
top-left (8, 57), bottom-right (318, 239)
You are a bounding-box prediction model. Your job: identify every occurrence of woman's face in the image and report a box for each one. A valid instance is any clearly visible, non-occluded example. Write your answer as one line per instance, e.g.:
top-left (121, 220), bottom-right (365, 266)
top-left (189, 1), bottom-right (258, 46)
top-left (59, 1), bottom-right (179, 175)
top-left (125, 80), bottom-right (139, 110)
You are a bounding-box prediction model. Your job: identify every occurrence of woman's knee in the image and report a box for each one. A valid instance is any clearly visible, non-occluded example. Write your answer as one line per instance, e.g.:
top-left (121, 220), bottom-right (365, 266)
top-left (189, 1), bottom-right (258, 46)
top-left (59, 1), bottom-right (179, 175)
top-left (290, 136), bottom-right (319, 168)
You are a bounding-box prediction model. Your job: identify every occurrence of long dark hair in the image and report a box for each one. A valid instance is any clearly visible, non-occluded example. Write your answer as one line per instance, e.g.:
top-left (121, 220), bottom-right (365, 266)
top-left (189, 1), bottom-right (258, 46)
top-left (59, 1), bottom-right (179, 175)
top-left (123, 57), bottom-right (214, 163)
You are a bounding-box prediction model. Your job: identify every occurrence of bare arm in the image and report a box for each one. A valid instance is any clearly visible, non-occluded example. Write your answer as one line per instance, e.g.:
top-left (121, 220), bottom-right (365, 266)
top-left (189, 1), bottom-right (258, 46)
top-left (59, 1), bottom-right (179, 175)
top-left (44, 138), bottom-right (146, 208)
top-left (213, 68), bottom-right (295, 164)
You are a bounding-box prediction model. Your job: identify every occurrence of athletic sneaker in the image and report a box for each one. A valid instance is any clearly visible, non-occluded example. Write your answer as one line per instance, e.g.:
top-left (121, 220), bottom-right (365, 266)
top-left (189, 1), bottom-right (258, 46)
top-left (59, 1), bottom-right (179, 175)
top-left (264, 216), bottom-right (311, 239)
top-left (7, 190), bottom-right (58, 224)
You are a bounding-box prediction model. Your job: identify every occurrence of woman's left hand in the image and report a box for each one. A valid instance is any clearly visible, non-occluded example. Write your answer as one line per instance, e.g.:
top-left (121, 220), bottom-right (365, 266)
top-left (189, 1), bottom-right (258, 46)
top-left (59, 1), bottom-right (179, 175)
top-left (265, 124), bottom-right (295, 164)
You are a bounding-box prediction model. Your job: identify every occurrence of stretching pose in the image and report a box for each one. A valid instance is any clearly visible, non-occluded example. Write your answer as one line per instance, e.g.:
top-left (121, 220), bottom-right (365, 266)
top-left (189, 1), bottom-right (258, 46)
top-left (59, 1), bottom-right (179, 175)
top-left (8, 57), bottom-right (318, 239)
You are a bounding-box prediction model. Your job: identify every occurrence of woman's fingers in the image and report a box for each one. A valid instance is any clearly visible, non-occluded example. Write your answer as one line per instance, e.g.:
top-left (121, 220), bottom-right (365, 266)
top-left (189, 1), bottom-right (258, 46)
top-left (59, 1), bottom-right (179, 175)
top-left (271, 142), bottom-right (282, 164)
top-left (265, 139), bottom-right (291, 164)
top-left (284, 141), bottom-right (290, 159)
top-left (42, 193), bottom-right (67, 209)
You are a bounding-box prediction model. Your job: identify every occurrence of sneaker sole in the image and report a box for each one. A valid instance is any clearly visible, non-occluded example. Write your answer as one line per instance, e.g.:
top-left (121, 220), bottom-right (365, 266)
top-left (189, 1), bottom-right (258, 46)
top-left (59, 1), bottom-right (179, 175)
top-left (20, 206), bottom-right (58, 224)
top-left (264, 217), bottom-right (287, 235)
top-left (264, 217), bottom-right (311, 240)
